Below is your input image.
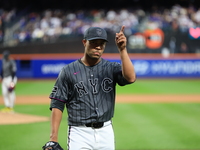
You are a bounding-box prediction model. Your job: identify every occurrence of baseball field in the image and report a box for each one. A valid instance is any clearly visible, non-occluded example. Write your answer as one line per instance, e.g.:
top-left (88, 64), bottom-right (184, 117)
top-left (0, 78), bottom-right (200, 150)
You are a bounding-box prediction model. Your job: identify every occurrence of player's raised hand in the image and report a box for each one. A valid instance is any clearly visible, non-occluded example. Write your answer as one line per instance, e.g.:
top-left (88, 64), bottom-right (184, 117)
top-left (115, 25), bottom-right (127, 52)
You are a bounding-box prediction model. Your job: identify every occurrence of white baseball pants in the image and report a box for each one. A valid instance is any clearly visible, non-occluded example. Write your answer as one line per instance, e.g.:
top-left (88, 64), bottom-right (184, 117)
top-left (68, 120), bottom-right (115, 150)
top-left (1, 76), bottom-right (17, 108)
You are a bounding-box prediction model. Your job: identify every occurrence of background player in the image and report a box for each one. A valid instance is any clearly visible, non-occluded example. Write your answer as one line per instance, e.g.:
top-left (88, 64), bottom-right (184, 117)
top-left (43, 25), bottom-right (136, 150)
top-left (0, 50), bottom-right (17, 113)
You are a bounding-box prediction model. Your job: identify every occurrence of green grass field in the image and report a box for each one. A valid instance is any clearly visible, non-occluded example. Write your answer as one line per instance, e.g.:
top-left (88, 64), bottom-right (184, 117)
top-left (0, 78), bottom-right (200, 150)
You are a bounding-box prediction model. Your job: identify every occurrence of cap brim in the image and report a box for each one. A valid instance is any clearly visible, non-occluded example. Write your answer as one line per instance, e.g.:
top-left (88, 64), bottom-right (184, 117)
top-left (87, 37), bottom-right (108, 42)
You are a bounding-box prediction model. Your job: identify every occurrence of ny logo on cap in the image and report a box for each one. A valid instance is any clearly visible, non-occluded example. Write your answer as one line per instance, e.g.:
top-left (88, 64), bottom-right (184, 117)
top-left (96, 29), bottom-right (102, 36)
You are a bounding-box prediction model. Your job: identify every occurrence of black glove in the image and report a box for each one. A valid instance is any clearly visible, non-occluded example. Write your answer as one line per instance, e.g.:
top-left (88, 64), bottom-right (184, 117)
top-left (42, 141), bottom-right (64, 150)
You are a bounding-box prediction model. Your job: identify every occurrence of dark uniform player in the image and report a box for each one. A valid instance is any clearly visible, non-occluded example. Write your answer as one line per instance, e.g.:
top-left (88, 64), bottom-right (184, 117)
top-left (0, 50), bottom-right (17, 113)
top-left (43, 26), bottom-right (136, 150)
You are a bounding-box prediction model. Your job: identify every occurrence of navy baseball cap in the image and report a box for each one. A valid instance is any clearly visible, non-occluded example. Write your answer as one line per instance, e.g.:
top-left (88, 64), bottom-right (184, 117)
top-left (84, 27), bottom-right (108, 42)
top-left (3, 50), bottom-right (10, 59)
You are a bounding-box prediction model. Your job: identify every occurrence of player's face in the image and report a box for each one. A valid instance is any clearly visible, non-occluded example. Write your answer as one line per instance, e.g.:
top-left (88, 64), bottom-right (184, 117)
top-left (83, 39), bottom-right (106, 59)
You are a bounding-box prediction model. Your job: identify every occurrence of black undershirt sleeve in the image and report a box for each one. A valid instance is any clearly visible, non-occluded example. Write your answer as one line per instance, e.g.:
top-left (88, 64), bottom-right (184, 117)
top-left (11, 71), bottom-right (16, 81)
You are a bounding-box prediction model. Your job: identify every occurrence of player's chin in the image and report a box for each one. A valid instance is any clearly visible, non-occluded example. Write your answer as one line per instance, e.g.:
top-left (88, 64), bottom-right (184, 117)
top-left (92, 54), bottom-right (101, 59)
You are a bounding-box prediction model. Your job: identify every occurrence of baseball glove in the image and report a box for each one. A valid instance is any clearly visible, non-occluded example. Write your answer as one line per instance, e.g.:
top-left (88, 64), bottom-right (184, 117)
top-left (8, 82), bottom-right (15, 92)
top-left (42, 141), bottom-right (64, 150)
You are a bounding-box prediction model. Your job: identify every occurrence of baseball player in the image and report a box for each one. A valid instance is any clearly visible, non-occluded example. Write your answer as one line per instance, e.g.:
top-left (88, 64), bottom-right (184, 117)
top-left (0, 50), bottom-right (17, 113)
top-left (43, 25), bottom-right (136, 150)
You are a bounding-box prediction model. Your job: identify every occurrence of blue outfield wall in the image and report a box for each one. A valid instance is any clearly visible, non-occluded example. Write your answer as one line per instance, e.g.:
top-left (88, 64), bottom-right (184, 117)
top-left (132, 59), bottom-right (200, 77)
top-left (9, 58), bottom-right (200, 78)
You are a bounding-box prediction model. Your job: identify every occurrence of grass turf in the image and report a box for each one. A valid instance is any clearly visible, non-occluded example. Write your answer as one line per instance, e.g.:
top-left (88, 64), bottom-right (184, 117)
top-left (10, 78), bottom-right (200, 95)
top-left (113, 103), bottom-right (200, 149)
top-left (0, 79), bottom-right (200, 150)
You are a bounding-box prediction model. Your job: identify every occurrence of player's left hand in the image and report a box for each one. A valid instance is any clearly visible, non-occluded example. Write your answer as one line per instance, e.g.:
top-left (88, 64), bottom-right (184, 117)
top-left (115, 25), bottom-right (127, 52)
top-left (8, 82), bottom-right (15, 92)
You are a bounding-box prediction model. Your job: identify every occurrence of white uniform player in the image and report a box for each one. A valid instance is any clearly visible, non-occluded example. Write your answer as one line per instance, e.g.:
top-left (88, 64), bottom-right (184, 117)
top-left (0, 50), bottom-right (17, 113)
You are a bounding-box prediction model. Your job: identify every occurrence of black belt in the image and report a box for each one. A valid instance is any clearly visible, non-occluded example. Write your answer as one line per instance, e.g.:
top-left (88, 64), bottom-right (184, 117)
top-left (85, 122), bottom-right (104, 128)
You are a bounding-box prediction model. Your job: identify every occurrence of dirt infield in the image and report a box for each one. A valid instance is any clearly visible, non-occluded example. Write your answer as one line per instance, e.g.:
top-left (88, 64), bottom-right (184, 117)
top-left (0, 94), bottom-right (200, 125)
top-left (116, 94), bottom-right (200, 103)
top-left (1, 94), bottom-right (200, 104)
top-left (0, 112), bottom-right (49, 125)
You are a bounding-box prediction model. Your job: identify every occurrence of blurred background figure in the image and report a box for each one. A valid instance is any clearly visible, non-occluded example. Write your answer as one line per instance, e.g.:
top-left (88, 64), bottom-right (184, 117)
top-left (169, 37), bottom-right (176, 53)
top-left (178, 42), bottom-right (189, 53)
top-left (0, 50), bottom-right (17, 113)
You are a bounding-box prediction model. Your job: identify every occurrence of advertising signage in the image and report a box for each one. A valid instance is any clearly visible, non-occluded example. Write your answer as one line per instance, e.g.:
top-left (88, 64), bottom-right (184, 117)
top-left (133, 59), bottom-right (200, 77)
top-left (31, 59), bottom-right (200, 78)
top-left (128, 28), bottom-right (164, 50)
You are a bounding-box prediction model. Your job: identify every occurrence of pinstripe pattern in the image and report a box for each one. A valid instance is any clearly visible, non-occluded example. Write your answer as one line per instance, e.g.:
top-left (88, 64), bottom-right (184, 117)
top-left (49, 58), bottom-right (130, 126)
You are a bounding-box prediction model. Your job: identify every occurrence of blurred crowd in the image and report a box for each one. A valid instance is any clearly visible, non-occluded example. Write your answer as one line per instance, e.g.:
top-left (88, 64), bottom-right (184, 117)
top-left (1, 4), bottom-right (200, 45)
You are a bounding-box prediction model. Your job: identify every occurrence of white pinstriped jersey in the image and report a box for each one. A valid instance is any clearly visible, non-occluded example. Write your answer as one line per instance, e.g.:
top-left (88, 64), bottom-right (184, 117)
top-left (49, 58), bottom-right (132, 126)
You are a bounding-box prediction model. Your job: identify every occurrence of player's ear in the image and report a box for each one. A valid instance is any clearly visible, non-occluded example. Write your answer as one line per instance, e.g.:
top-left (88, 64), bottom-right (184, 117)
top-left (82, 39), bottom-right (87, 46)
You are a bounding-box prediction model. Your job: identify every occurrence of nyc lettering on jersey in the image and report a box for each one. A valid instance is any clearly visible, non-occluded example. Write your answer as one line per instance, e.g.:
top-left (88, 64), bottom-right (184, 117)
top-left (74, 77), bottom-right (113, 97)
top-left (52, 77), bottom-right (113, 97)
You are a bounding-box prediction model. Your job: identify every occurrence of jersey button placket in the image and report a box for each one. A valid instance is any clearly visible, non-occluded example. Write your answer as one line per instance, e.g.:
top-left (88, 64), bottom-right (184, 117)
top-left (91, 70), bottom-right (99, 119)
